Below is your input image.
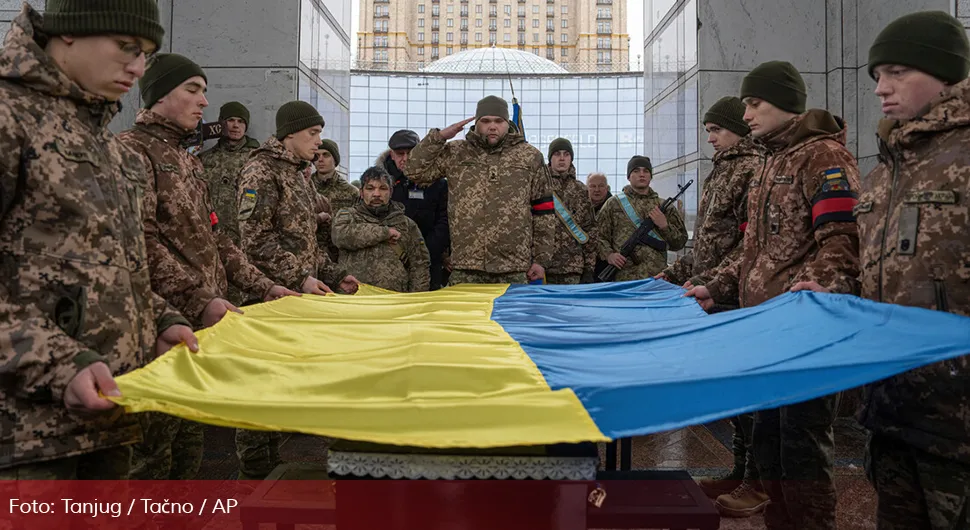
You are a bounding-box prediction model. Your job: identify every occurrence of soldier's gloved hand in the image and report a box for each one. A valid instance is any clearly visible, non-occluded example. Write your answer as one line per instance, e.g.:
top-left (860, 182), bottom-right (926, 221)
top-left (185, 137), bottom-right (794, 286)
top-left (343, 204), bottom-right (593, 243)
top-left (265, 284), bottom-right (301, 301)
top-left (202, 297), bottom-right (244, 328)
top-left (648, 206), bottom-right (668, 230)
top-left (683, 285), bottom-right (715, 311)
top-left (607, 253), bottom-right (627, 269)
top-left (440, 117), bottom-right (475, 140)
top-left (155, 324), bottom-right (200, 358)
top-left (64, 362), bottom-right (122, 414)
top-left (790, 281), bottom-right (831, 293)
top-left (527, 263), bottom-right (545, 282)
top-left (339, 275), bottom-right (360, 294)
top-left (302, 276), bottom-right (334, 295)
top-left (387, 228), bottom-right (402, 243)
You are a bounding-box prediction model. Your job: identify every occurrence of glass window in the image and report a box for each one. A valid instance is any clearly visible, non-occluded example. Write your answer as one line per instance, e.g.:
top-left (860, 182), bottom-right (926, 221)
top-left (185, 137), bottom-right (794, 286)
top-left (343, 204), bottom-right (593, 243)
top-left (533, 20), bottom-right (538, 28)
top-left (504, 5), bottom-right (511, 14)
top-left (418, 4), bottom-right (425, 13)
top-left (532, 5), bottom-right (538, 13)
top-left (447, 32), bottom-right (453, 41)
top-left (418, 32), bottom-right (424, 41)
top-left (476, 32), bottom-right (482, 41)
top-left (476, 19), bottom-right (482, 27)
top-left (561, 46), bottom-right (567, 55)
top-left (448, 18), bottom-right (454, 26)
top-left (504, 32), bottom-right (510, 42)
top-left (504, 19), bottom-right (511, 27)
top-left (561, 5), bottom-right (567, 13)
top-left (649, 0), bottom-right (678, 32)
top-left (561, 18), bottom-right (567, 28)
top-left (418, 18), bottom-right (424, 27)
top-left (447, 5), bottom-right (453, 12)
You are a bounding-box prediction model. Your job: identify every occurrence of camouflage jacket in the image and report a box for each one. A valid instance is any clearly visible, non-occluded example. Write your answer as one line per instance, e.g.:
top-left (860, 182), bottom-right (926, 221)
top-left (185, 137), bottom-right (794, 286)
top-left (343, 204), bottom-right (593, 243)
top-left (313, 169), bottom-right (359, 215)
top-left (238, 137), bottom-right (343, 290)
top-left (597, 185), bottom-right (689, 281)
top-left (705, 110), bottom-right (861, 306)
top-left (404, 128), bottom-right (555, 274)
top-left (0, 6), bottom-right (189, 469)
top-left (856, 80), bottom-right (970, 464)
top-left (120, 111), bottom-right (274, 325)
top-left (332, 202), bottom-right (431, 292)
top-left (198, 136), bottom-right (260, 245)
top-left (547, 165), bottom-right (598, 276)
top-left (663, 136), bottom-right (764, 287)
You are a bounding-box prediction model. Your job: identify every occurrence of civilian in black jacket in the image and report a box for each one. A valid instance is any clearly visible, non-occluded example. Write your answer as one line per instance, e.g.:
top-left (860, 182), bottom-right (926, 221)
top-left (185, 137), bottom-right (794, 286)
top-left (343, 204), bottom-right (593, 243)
top-left (378, 130), bottom-right (450, 290)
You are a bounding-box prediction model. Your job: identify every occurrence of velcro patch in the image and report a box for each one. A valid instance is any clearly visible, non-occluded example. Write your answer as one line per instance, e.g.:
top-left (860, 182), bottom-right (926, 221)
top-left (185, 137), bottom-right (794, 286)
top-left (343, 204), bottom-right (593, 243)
top-left (822, 177), bottom-right (851, 193)
top-left (238, 188), bottom-right (257, 221)
top-left (531, 196), bottom-right (554, 216)
top-left (902, 190), bottom-right (957, 205)
top-left (853, 201), bottom-right (873, 215)
top-left (773, 175), bottom-right (793, 184)
top-left (811, 189), bottom-right (859, 229)
top-left (823, 168), bottom-right (846, 180)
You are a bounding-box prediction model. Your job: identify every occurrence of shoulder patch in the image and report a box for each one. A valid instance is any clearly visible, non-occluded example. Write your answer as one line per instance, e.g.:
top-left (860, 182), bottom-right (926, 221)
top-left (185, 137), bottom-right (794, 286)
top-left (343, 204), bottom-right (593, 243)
top-left (238, 188), bottom-right (257, 221)
top-left (823, 168), bottom-right (846, 180)
top-left (853, 200), bottom-right (873, 215)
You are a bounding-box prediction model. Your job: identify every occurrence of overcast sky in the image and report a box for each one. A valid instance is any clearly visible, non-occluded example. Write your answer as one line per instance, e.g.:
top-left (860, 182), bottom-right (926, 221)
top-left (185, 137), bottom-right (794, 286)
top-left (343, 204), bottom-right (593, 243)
top-left (350, 0), bottom-right (645, 71)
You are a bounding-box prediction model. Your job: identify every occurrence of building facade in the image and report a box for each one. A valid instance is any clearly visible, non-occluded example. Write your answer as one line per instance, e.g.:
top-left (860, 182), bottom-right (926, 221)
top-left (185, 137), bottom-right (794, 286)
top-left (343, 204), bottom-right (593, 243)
top-left (356, 0), bottom-right (629, 72)
top-left (643, 0), bottom-right (967, 234)
top-left (1, 0), bottom-right (353, 173)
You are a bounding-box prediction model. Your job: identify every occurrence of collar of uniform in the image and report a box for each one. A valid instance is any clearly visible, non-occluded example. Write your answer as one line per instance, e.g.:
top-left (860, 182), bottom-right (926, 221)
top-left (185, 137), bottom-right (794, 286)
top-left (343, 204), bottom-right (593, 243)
top-left (622, 184), bottom-right (658, 200)
top-left (713, 134), bottom-right (762, 163)
top-left (466, 129), bottom-right (509, 152)
top-left (758, 115), bottom-right (800, 153)
top-left (549, 164), bottom-right (576, 180)
top-left (134, 109), bottom-right (195, 144)
top-left (218, 135), bottom-right (259, 151)
top-left (888, 77), bottom-right (970, 149)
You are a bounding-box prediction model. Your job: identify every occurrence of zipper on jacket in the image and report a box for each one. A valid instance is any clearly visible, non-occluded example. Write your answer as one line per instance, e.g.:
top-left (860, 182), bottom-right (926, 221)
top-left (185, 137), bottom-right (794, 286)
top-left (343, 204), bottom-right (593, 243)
top-left (933, 279), bottom-right (949, 312)
top-left (876, 145), bottom-right (900, 303)
top-left (740, 156), bottom-right (770, 307)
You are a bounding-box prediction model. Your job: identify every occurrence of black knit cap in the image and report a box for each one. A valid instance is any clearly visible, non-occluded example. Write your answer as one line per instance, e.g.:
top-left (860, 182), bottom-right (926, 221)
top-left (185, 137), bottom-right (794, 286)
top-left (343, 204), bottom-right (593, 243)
top-left (319, 139), bottom-right (340, 166)
top-left (276, 101), bottom-right (325, 140)
top-left (627, 156), bottom-right (652, 177)
top-left (43, 0), bottom-right (165, 49)
top-left (388, 129), bottom-right (420, 150)
top-left (703, 96), bottom-right (751, 137)
top-left (548, 137), bottom-right (573, 162)
top-left (219, 102), bottom-right (250, 125)
top-left (140, 53), bottom-right (207, 109)
top-left (868, 11), bottom-right (970, 84)
top-left (740, 61), bottom-right (807, 114)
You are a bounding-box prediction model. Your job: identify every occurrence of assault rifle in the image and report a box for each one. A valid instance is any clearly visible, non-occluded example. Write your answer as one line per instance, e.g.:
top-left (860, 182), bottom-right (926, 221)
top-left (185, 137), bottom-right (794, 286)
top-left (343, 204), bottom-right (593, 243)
top-left (597, 179), bottom-right (694, 282)
top-left (184, 120), bottom-right (227, 149)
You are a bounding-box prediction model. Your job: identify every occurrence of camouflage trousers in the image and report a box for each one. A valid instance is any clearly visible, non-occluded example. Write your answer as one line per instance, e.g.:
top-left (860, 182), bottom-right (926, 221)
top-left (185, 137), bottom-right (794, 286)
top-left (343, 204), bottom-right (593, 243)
top-left (130, 412), bottom-right (204, 480)
top-left (545, 273), bottom-right (582, 285)
top-left (448, 270), bottom-right (529, 286)
top-left (867, 434), bottom-right (970, 530)
top-left (235, 429), bottom-right (283, 480)
top-left (0, 445), bottom-right (131, 480)
top-left (753, 393), bottom-right (840, 530)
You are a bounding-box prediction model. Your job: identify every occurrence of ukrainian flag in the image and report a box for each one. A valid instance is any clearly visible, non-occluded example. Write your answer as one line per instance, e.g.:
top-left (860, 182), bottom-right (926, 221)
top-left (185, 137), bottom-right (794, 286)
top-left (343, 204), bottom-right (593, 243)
top-left (113, 280), bottom-right (970, 448)
top-left (512, 96), bottom-right (524, 136)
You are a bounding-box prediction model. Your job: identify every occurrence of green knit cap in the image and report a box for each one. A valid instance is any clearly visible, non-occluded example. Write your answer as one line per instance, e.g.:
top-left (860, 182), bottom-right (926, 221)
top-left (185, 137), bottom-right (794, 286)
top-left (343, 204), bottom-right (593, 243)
top-left (140, 53), bottom-right (207, 109)
top-left (703, 96), bottom-right (750, 137)
top-left (548, 137), bottom-right (573, 161)
top-left (43, 0), bottom-right (165, 49)
top-left (275, 101), bottom-right (325, 139)
top-left (627, 156), bottom-right (652, 177)
top-left (319, 139), bottom-right (340, 166)
top-left (219, 101), bottom-right (250, 125)
top-left (475, 95), bottom-right (509, 121)
top-left (868, 11), bottom-right (970, 84)
top-left (740, 61), bottom-right (807, 114)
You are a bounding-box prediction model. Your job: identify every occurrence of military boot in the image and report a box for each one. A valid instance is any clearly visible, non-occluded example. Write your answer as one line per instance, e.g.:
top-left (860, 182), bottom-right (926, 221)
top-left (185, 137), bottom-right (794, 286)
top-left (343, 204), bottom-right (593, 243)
top-left (715, 481), bottom-right (770, 518)
top-left (696, 421), bottom-right (747, 499)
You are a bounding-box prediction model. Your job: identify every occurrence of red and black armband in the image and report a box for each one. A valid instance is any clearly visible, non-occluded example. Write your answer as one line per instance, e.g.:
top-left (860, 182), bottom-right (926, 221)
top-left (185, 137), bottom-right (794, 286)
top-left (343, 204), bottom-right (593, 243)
top-left (811, 168), bottom-right (858, 229)
top-left (531, 196), bottom-right (554, 216)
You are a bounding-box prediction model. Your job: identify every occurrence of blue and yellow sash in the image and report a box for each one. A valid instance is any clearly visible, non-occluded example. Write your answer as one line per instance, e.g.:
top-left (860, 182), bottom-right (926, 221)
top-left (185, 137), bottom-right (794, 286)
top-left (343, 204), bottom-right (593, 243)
top-left (552, 193), bottom-right (589, 244)
top-left (616, 191), bottom-right (664, 242)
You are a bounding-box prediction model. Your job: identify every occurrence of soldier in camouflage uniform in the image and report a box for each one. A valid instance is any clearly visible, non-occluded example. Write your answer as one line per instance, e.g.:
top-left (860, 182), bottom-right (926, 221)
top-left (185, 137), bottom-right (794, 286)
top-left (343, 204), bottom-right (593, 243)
top-left (597, 156), bottom-right (689, 281)
top-left (687, 61), bottom-right (861, 530)
top-left (311, 139), bottom-right (358, 261)
top-left (545, 138), bottom-right (598, 284)
top-left (198, 101), bottom-right (261, 306)
top-left (404, 95), bottom-right (555, 285)
top-left (235, 102), bottom-right (359, 479)
top-left (332, 167), bottom-right (431, 292)
top-left (793, 13), bottom-right (970, 529)
top-left (120, 55), bottom-right (296, 481)
top-left (0, 0), bottom-right (198, 480)
top-left (659, 97), bottom-right (767, 516)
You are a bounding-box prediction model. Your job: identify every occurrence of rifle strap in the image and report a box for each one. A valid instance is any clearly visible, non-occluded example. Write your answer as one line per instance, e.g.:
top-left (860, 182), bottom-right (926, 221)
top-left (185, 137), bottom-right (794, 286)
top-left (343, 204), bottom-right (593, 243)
top-left (552, 193), bottom-right (589, 244)
top-left (616, 191), bottom-right (665, 242)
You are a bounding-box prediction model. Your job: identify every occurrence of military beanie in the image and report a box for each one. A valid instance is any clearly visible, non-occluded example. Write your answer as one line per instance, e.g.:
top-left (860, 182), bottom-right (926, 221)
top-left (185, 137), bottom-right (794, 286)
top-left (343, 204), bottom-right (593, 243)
top-left (319, 139), bottom-right (340, 166)
top-left (275, 101), bottom-right (325, 140)
top-left (140, 53), bottom-right (207, 109)
top-left (219, 101), bottom-right (250, 125)
top-left (627, 156), bottom-right (652, 177)
top-left (475, 95), bottom-right (509, 121)
top-left (548, 137), bottom-right (574, 162)
top-left (703, 96), bottom-right (751, 137)
top-left (868, 11), bottom-right (970, 84)
top-left (740, 61), bottom-right (807, 114)
top-left (43, 0), bottom-right (164, 49)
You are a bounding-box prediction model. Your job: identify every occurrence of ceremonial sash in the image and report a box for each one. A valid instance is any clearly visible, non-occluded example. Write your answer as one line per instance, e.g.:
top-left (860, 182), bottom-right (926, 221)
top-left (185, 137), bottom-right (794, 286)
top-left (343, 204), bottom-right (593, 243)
top-left (616, 191), bottom-right (664, 242)
top-left (552, 193), bottom-right (589, 244)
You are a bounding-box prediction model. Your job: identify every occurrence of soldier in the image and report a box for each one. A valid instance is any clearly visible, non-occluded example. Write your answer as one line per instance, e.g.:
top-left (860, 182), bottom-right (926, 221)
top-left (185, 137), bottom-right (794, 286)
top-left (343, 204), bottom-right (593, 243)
top-left (403, 95), bottom-right (555, 285)
top-left (586, 172), bottom-right (612, 214)
top-left (793, 12), bottom-right (970, 528)
top-left (235, 101), bottom-right (359, 479)
top-left (0, 0), bottom-right (198, 479)
top-left (311, 139), bottom-right (357, 260)
top-left (379, 129), bottom-right (450, 290)
top-left (332, 166), bottom-right (431, 292)
top-left (596, 156), bottom-right (689, 281)
top-left (545, 138), bottom-right (598, 284)
top-left (687, 61), bottom-right (862, 529)
top-left (199, 101), bottom-right (261, 306)
top-left (119, 54), bottom-right (296, 481)
top-left (658, 96), bottom-right (767, 516)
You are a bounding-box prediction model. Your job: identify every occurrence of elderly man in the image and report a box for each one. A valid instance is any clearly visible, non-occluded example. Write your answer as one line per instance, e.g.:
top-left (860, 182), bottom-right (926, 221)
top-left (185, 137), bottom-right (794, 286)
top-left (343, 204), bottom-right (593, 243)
top-left (586, 172), bottom-right (612, 214)
top-left (403, 95), bottom-right (554, 285)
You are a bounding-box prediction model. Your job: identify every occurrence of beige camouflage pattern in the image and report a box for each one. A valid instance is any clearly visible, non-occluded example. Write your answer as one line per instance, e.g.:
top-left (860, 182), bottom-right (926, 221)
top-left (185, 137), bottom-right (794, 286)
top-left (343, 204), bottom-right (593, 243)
top-left (596, 185), bottom-right (689, 281)
top-left (238, 136), bottom-right (344, 290)
top-left (332, 202), bottom-right (431, 292)
top-left (547, 165), bottom-right (598, 277)
top-left (404, 128), bottom-right (555, 273)
top-left (0, 7), bottom-right (188, 470)
top-left (856, 79), bottom-right (970, 466)
top-left (704, 110), bottom-right (861, 306)
top-left (312, 168), bottom-right (357, 261)
top-left (119, 110), bottom-right (274, 325)
top-left (663, 136), bottom-right (764, 287)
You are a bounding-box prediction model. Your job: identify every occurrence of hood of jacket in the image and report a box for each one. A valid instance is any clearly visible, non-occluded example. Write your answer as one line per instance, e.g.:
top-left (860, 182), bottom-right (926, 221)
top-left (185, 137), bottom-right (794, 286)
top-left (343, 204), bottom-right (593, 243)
top-left (760, 108), bottom-right (848, 154)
